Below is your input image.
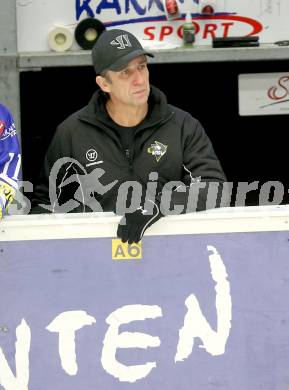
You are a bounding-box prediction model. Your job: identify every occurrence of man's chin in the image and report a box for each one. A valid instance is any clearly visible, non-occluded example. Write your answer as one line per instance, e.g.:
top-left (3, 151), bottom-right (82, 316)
top-left (133, 91), bottom-right (149, 105)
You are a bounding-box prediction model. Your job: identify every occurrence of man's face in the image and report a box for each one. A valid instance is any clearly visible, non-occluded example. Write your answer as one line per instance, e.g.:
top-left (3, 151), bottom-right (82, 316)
top-left (104, 55), bottom-right (150, 108)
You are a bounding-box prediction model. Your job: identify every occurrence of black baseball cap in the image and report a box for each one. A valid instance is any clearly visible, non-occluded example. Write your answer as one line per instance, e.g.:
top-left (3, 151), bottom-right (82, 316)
top-left (91, 29), bottom-right (154, 75)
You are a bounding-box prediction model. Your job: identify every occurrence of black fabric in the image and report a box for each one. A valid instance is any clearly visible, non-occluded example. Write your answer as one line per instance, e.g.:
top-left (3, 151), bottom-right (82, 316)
top-left (112, 125), bottom-right (135, 152)
top-left (105, 109), bottom-right (137, 153)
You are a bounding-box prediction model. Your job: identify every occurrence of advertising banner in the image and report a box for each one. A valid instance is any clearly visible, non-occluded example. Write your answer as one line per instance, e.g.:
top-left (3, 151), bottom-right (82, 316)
top-left (0, 231), bottom-right (289, 389)
top-left (239, 72), bottom-right (289, 116)
top-left (16, 0), bottom-right (289, 52)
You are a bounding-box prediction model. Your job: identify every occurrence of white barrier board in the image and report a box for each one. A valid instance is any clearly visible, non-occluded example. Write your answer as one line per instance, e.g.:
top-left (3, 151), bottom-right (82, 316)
top-left (239, 73), bottom-right (289, 116)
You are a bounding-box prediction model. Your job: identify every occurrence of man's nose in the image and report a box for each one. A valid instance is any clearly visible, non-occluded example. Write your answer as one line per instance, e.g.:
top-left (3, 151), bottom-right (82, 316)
top-left (133, 69), bottom-right (144, 84)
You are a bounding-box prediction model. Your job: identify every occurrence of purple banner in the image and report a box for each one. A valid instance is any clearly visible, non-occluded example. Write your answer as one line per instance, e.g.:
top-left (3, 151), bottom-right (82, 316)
top-left (0, 231), bottom-right (289, 389)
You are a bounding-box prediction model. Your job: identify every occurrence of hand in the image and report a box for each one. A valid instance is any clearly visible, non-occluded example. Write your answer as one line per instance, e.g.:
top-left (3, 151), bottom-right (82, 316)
top-left (117, 201), bottom-right (162, 244)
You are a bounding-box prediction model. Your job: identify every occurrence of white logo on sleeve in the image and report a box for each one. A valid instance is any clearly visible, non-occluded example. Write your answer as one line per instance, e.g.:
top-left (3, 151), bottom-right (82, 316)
top-left (0, 122), bottom-right (16, 141)
top-left (110, 35), bottom-right (132, 50)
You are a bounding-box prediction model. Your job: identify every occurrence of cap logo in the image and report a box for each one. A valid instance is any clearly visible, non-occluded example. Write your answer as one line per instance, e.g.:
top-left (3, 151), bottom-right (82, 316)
top-left (110, 34), bottom-right (132, 50)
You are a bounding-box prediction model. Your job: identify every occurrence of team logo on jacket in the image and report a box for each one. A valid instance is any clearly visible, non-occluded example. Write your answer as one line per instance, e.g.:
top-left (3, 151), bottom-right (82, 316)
top-left (0, 121), bottom-right (5, 137)
top-left (147, 141), bottom-right (167, 162)
top-left (0, 122), bottom-right (16, 141)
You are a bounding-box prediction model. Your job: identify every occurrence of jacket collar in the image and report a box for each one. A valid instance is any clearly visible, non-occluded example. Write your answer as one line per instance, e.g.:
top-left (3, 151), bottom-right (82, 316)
top-left (77, 85), bottom-right (172, 129)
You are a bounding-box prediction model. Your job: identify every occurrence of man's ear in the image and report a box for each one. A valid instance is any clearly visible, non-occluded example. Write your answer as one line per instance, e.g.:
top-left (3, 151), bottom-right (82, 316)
top-left (96, 75), bottom-right (111, 93)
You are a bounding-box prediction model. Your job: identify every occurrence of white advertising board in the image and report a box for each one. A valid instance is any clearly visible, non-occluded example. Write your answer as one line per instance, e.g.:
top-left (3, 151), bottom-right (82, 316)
top-left (239, 73), bottom-right (289, 116)
top-left (16, 0), bottom-right (289, 52)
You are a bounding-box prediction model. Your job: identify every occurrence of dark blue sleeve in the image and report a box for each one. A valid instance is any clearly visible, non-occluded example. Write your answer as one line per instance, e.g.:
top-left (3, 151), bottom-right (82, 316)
top-left (0, 103), bottom-right (21, 217)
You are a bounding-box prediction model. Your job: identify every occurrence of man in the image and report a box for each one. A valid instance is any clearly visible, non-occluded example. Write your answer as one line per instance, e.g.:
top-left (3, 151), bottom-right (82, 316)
top-left (0, 103), bottom-right (21, 219)
top-left (31, 29), bottom-right (227, 243)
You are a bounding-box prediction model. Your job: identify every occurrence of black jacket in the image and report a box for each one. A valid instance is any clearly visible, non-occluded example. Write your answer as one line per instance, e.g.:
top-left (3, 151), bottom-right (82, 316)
top-left (31, 86), bottom-right (227, 214)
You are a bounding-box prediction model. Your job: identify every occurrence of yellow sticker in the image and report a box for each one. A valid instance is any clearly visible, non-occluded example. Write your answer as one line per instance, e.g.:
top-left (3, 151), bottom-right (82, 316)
top-left (112, 239), bottom-right (142, 260)
top-left (0, 181), bottom-right (16, 208)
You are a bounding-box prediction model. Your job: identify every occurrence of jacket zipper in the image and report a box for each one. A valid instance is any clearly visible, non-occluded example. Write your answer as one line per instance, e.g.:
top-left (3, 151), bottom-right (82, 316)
top-left (122, 112), bottom-right (175, 174)
top-left (125, 149), bottom-right (133, 173)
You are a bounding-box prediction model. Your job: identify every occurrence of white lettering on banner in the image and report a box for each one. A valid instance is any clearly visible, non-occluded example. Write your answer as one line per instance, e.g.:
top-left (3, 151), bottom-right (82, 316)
top-left (0, 319), bottom-right (31, 390)
top-left (101, 305), bottom-right (162, 382)
top-left (0, 246), bottom-right (232, 387)
top-left (46, 311), bottom-right (96, 375)
top-left (175, 246), bottom-right (232, 361)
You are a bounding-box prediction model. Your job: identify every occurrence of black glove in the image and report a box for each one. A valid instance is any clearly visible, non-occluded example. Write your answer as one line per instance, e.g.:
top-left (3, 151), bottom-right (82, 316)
top-left (117, 200), bottom-right (162, 244)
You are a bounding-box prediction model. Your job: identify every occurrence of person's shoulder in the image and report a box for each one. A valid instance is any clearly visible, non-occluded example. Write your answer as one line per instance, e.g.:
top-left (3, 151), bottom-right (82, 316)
top-left (0, 103), bottom-right (9, 113)
top-left (0, 103), bottom-right (13, 120)
top-left (168, 103), bottom-right (187, 117)
top-left (168, 103), bottom-right (200, 126)
top-left (56, 107), bottom-right (87, 132)
top-left (56, 90), bottom-right (101, 132)
top-left (0, 104), bottom-right (16, 142)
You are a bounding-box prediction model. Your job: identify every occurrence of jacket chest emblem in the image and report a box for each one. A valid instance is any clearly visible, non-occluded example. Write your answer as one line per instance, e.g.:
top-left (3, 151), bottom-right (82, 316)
top-left (85, 149), bottom-right (103, 167)
top-left (147, 141), bottom-right (168, 162)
